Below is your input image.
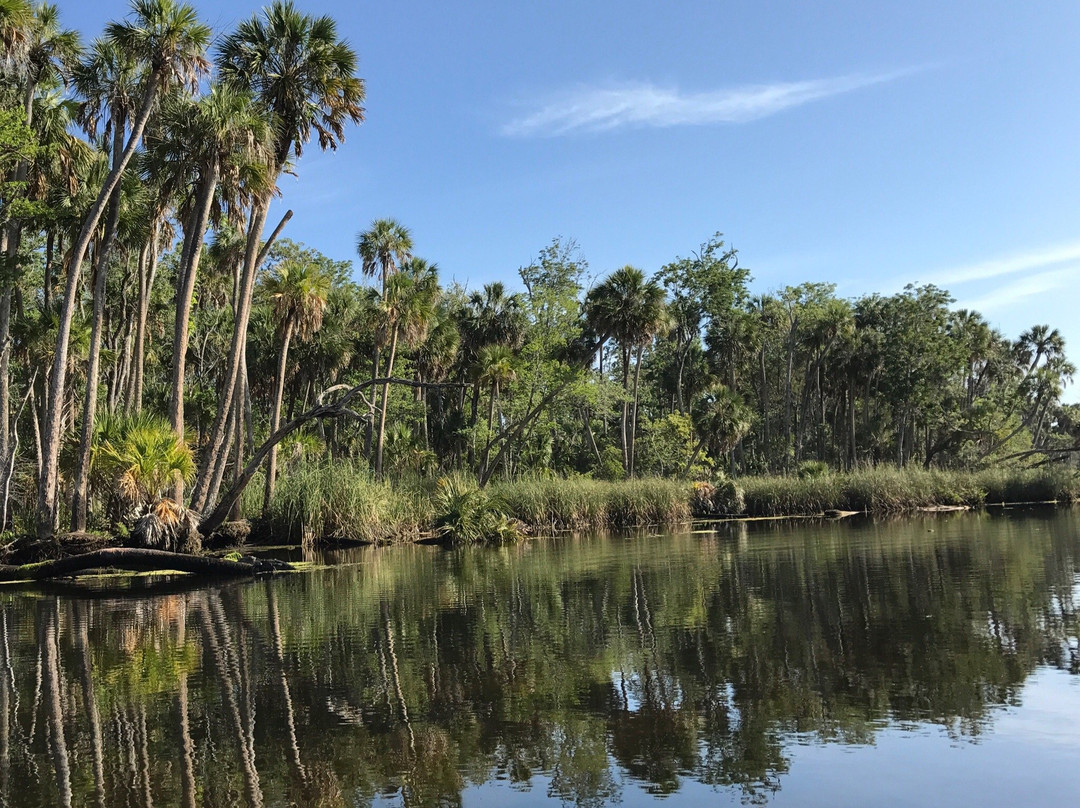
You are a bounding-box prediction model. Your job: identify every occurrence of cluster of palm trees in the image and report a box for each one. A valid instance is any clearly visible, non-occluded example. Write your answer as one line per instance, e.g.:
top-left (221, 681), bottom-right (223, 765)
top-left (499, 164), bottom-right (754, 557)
top-left (2, 2), bottom-right (1076, 543)
top-left (1, 0), bottom-right (363, 538)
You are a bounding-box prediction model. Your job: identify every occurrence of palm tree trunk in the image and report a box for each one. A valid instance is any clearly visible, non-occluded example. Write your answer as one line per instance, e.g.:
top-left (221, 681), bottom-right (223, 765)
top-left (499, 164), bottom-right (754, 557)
top-left (133, 227), bottom-right (159, 413)
top-left (38, 72), bottom-right (162, 538)
top-left (0, 283), bottom-right (11, 494)
top-left (264, 320), bottom-right (294, 509)
top-left (169, 165), bottom-right (220, 455)
top-left (74, 603), bottom-right (106, 808)
top-left (479, 381), bottom-right (497, 480)
top-left (191, 205), bottom-right (290, 512)
top-left (229, 358), bottom-right (247, 521)
top-left (620, 347), bottom-right (630, 472)
top-left (176, 603), bottom-right (197, 808)
top-left (374, 325), bottom-right (400, 479)
top-left (71, 120), bottom-right (127, 532)
top-left (629, 345), bottom-right (644, 477)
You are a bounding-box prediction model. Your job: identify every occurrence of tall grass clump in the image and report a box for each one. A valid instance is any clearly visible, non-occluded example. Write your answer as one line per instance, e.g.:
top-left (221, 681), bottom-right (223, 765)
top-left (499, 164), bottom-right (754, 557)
top-left (491, 476), bottom-right (691, 531)
top-left (263, 460), bottom-right (429, 544)
top-left (739, 465), bottom-right (1080, 517)
top-left (431, 474), bottom-right (523, 544)
top-left (974, 466), bottom-right (1080, 504)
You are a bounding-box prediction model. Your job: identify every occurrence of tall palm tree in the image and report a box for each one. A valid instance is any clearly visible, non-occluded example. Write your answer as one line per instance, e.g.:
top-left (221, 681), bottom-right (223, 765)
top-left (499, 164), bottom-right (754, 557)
top-left (149, 84), bottom-right (273, 472)
top-left (474, 344), bottom-right (516, 480)
top-left (585, 266), bottom-right (667, 475)
top-left (372, 257), bottom-right (438, 478)
top-left (0, 2), bottom-right (78, 519)
top-left (414, 301), bottom-right (460, 449)
top-left (683, 383), bottom-right (752, 477)
top-left (261, 259), bottom-right (330, 507)
top-left (357, 217), bottom-right (412, 299)
top-left (0, 0), bottom-right (32, 54)
top-left (37, 0), bottom-right (210, 537)
top-left (356, 217), bottom-right (412, 457)
top-left (457, 282), bottom-right (526, 457)
top-left (1016, 324), bottom-right (1065, 376)
top-left (191, 0), bottom-right (364, 513)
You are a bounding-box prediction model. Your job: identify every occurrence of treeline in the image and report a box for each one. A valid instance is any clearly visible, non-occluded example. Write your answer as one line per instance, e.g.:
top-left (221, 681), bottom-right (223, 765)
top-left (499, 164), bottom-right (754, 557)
top-left (1, 1), bottom-right (1076, 541)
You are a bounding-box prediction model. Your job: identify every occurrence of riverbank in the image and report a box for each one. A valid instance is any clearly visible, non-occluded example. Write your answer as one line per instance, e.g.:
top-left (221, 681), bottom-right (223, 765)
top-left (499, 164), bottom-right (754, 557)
top-left (254, 462), bottom-right (1080, 545)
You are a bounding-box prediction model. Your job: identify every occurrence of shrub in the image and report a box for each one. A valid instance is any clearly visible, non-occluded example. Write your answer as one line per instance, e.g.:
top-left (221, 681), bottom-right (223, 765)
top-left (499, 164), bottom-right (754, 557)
top-left (432, 475), bottom-right (523, 544)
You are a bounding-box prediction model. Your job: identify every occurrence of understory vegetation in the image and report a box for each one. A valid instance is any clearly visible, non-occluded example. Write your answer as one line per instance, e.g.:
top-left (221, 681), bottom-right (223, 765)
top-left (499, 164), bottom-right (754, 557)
top-left (245, 462), bottom-right (1080, 545)
top-left (1, 1), bottom-right (1078, 549)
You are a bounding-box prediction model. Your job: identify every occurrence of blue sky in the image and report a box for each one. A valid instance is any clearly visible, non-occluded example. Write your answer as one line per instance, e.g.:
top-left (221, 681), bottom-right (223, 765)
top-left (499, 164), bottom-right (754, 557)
top-left (66, 1), bottom-right (1080, 395)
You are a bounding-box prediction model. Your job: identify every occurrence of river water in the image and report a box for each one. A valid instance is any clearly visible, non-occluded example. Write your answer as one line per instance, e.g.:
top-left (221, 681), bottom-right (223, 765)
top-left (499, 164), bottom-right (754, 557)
top-left (1, 508), bottom-right (1078, 807)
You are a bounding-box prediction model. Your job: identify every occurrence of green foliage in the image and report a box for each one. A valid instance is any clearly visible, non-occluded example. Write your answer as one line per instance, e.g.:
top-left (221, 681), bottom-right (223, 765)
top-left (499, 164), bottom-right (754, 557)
top-left (90, 413), bottom-right (194, 511)
top-left (798, 460), bottom-right (830, 479)
top-left (263, 460), bottom-right (429, 544)
top-left (739, 467), bottom-right (1080, 517)
top-left (491, 476), bottom-right (691, 531)
top-left (431, 474), bottom-right (523, 544)
top-left (636, 413), bottom-right (695, 477)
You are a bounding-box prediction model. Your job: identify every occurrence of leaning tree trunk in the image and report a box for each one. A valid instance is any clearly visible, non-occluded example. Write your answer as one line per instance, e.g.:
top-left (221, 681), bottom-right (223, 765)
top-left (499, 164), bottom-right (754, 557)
top-left (373, 324), bottom-right (400, 479)
top-left (263, 320), bottom-right (294, 510)
top-left (629, 344), bottom-right (645, 477)
top-left (42, 601), bottom-right (72, 808)
top-left (169, 165), bottom-right (219, 448)
top-left (71, 120), bottom-right (127, 532)
top-left (190, 205), bottom-right (291, 513)
top-left (38, 73), bottom-right (162, 538)
top-left (132, 224), bottom-right (160, 413)
top-left (191, 198), bottom-right (267, 511)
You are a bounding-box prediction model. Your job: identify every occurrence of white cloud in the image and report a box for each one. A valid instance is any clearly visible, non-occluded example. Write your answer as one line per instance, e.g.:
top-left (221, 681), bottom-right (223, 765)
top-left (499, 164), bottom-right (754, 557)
top-left (933, 241), bottom-right (1080, 286)
top-left (501, 69), bottom-right (920, 137)
top-left (957, 265), bottom-right (1077, 313)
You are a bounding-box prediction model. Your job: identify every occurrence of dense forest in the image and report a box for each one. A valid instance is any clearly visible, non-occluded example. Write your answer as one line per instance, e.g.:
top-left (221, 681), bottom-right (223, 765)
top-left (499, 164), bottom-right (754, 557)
top-left (1, 0), bottom-right (1077, 543)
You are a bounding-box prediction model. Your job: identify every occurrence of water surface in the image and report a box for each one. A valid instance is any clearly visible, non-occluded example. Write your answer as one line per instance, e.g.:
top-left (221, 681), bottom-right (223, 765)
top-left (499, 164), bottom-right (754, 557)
top-left (1, 509), bottom-right (1078, 807)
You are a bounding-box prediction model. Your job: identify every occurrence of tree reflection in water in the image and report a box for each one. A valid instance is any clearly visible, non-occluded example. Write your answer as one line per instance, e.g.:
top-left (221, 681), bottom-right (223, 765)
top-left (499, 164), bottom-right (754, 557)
top-left (0, 510), bottom-right (1077, 807)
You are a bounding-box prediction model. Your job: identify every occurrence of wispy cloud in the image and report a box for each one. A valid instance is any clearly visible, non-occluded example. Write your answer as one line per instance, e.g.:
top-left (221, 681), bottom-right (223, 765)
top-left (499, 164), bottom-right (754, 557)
top-left (501, 69), bottom-right (920, 137)
top-left (957, 266), bottom-right (1077, 313)
top-left (933, 241), bottom-right (1080, 286)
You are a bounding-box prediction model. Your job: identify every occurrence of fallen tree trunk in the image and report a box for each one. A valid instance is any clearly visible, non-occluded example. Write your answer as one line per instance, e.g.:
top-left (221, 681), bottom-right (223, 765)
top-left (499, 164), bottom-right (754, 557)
top-left (0, 547), bottom-right (285, 582)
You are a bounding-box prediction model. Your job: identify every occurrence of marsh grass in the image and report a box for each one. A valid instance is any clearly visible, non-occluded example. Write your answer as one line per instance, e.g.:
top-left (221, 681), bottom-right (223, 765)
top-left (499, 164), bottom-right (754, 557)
top-left (260, 461), bottom-right (1078, 545)
top-left (739, 466), bottom-right (1080, 517)
top-left (490, 476), bottom-right (691, 531)
top-left (262, 460), bottom-right (430, 544)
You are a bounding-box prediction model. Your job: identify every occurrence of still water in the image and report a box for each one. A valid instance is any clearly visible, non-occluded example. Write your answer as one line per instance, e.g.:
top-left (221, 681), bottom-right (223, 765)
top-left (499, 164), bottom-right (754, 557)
top-left (1, 509), bottom-right (1078, 807)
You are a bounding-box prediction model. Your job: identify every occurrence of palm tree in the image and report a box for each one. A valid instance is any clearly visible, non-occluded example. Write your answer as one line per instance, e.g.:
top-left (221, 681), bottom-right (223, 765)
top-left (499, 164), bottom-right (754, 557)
top-left (191, 0), bottom-right (364, 513)
top-left (150, 84), bottom-right (273, 469)
top-left (474, 344), bottom-right (516, 480)
top-left (414, 301), bottom-right (460, 449)
top-left (357, 218), bottom-right (412, 299)
top-left (261, 259), bottom-right (330, 507)
top-left (0, 0), bottom-right (32, 54)
top-left (683, 384), bottom-right (752, 477)
top-left (356, 217), bottom-right (411, 457)
top-left (372, 258), bottom-right (438, 478)
top-left (37, 0), bottom-right (210, 537)
top-left (1016, 324), bottom-right (1065, 376)
top-left (457, 282), bottom-right (526, 457)
top-left (585, 266), bottom-right (667, 475)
